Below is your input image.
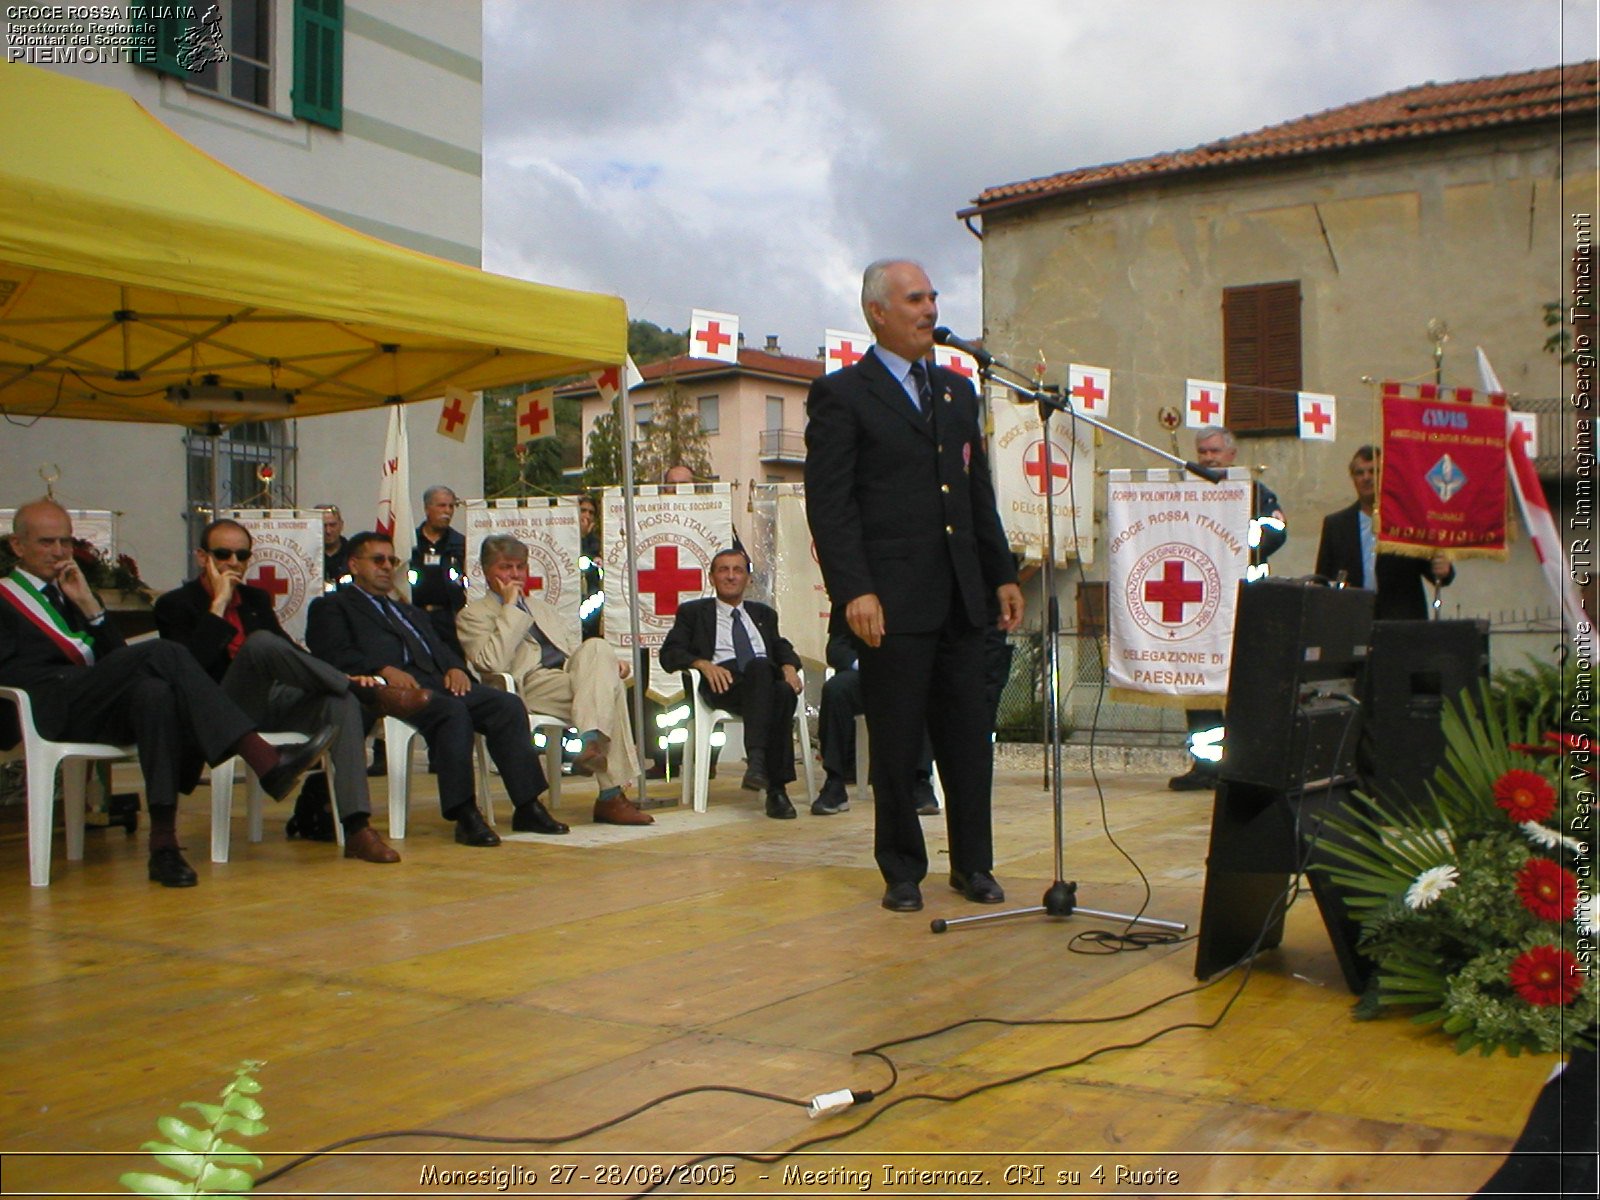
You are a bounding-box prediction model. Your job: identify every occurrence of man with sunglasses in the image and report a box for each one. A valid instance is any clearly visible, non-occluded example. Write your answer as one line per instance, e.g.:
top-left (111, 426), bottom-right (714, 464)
top-left (154, 519), bottom-right (400, 864)
top-left (307, 531), bottom-right (565, 845)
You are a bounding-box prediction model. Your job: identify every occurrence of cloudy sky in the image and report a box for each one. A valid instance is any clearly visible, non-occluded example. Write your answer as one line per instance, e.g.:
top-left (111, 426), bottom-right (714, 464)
top-left (482, 0), bottom-right (1590, 354)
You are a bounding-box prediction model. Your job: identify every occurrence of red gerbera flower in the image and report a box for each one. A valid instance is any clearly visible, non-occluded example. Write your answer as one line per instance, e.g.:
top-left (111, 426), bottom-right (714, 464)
top-left (1515, 858), bottom-right (1578, 922)
top-left (1508, 944), bottom-right (1583, 1006)
top-left (1493, 769), bottom-right (1557, 823)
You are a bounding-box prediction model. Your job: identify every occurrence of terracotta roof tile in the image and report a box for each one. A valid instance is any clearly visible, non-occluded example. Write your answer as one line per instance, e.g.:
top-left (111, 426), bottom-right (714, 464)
top-left (557, 348), bottom-right (824, 396)
top-left (964, 61), bottom-right (1598, 217)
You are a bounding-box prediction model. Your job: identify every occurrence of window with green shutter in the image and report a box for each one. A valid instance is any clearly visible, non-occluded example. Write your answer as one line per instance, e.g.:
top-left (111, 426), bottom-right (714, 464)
top-left (1223, 281), bottom-right (1302, 435)
top-left (293, 0), bottom-right (343, 130)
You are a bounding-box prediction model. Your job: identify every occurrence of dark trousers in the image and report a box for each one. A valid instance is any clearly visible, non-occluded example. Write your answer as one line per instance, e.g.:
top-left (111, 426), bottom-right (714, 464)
top-left (860, 611), bottom-right (993, 885)
top-left (700, 657), bottom-right (796, 786)
top-left (222, 632), bottom-right (369, 818)
top-left (33, 639), bottom-right (255, 811)
top-left (401, 677), bottom-right (547, 818)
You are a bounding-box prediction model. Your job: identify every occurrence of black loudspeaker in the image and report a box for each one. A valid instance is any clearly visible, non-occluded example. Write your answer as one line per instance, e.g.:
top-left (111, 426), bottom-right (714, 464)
top-left (1359, 619), bottom-right (1490, 813)
top-left (1220, 580), bottom-right (1375, 790)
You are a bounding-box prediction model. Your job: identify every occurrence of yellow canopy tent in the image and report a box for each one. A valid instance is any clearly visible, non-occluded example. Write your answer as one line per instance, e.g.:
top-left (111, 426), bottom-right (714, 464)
top-left (0, 63), bottom-right (626, 425)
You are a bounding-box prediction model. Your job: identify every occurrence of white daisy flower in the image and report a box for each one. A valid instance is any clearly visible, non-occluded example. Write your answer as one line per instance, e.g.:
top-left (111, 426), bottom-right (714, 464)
top-left (1404, 864), bottom-right (1460, 910)
top-left (1521, 821), bottom-right (1585, 855)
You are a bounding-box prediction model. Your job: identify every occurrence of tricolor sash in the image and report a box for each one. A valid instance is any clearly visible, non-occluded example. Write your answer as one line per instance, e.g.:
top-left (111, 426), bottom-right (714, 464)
top-left (0, 573), bottom-right (97, 666)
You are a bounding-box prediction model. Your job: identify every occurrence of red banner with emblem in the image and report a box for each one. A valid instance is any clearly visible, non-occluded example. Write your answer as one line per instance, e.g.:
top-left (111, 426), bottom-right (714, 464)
top-left (1378, 382), bottom-right (1508, 560)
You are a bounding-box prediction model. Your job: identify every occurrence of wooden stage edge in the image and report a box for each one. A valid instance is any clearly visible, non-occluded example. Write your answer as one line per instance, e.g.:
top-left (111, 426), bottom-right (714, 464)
top-left (0, 760), bottom-right (1568, 1198)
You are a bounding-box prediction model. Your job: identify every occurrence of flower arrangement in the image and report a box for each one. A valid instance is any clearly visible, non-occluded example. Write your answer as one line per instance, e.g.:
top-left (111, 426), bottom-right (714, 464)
top-left (1320, 685), bottom-right (1596, 1056)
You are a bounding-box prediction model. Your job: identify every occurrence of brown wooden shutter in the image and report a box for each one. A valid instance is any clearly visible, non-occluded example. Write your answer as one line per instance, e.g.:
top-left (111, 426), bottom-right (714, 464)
top-left (1223, 282), bottom-right (1302, 434)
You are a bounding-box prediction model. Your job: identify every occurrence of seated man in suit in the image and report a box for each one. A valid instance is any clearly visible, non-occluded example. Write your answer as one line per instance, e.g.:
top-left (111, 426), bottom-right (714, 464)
top-left (1, 499), bottom-right (330, 886)
top-left (154, 518), bottom-right (399, 863)
top-left (814, 629), bottom-right (937, 818)
top-left (306, 531), bottom-right (565, 844)
top-left (457, 534), bottom-right (652, 827)
top-left (1316, 445), bottom-right (1455, 620)
top-left (659, 547), bottom-right (804, 819)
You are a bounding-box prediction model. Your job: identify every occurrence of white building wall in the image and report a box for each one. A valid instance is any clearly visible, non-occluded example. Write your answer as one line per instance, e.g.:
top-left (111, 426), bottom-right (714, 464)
top-left (4, 2), bottom-right (485, 592)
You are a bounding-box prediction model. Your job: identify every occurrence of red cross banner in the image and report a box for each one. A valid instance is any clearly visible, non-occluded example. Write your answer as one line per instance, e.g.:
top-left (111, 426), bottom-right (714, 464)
top-left (689, 308), bottom-right (740, 364)
top-left (225, 510), bottom-right (322, 641)
top-left (1378, 381), bottom-right (1508, 561)
top-left (602, 482), bottom-right (733, 655)
top-left (824, 329), bottom-right (872, 374)
top-left (990, 388), bottom-right (1095, 565)
top-left (461, 497), bottom-right (583, 641)
top-left (589, 356), bottom-right (643, 404)
top-left (1185, 378), bottom-right (1227, 429)
top-left (515, 387), bottom-right (557, 444)
top-left (1297, 391), bottom-right (1337, 441)
top-left (435, 386), bottom-right (476, 443)
top-left (933, 343), bottom-right (981, 382)
top-left (1068, 364), bottom-right (1110, 417)
top-left (1106, 468), bottom-right (1252, 700)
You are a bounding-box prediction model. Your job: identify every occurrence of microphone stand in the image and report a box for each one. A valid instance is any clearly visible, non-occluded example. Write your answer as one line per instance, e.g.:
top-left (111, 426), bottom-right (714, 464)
top-left (932, 353), bottom-right (1207, 936)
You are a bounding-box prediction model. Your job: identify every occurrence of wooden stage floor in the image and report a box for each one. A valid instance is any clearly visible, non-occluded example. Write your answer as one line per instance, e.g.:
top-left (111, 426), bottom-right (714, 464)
top-left (0, 757), bottom-right (1562, 1197)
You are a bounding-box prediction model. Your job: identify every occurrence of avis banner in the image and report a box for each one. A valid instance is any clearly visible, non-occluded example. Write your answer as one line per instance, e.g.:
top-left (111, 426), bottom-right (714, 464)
top-left (460, 498), bottom-right (583, 643)
top-left (1378, 384), bottom-right (1508, 560)
top-left (990, 388), bottom-right (1096, 564)
top-left (226, 510), bottom-right (322, 641)
top-left (1106, 469), bottom-right (1251, 701)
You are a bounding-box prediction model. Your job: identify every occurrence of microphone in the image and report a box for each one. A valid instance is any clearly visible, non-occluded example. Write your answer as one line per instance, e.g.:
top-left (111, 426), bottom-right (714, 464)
top-left (932, 327), bottom-right (993, 369)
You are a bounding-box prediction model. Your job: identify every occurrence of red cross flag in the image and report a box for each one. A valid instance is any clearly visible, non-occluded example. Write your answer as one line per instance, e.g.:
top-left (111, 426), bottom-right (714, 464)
top-left (824, 329), bottom-right (871, 373)
top-left (515, 387), bottom-right (557, 444)
top-left (589, 356), bottom-right (644, 404)
top-left (1296, 391), bottom-right (1337, 441)
top-left (436, 386), bottom-right (475, 442)
top-left (1185, 379), bottom-right (1226, 429)
top-left (602, 483), bottom-right (732, 658)
top-left (933, 344), bottom-right (980, 381)
top-left (227, 510), bottom-right (322, 640)
top-left (990, 389), bottom-right (1096, 564)
top-left (1068, 364), bottom-right (1110, 416)
top-left (690, 308), bottom-right (740, 364)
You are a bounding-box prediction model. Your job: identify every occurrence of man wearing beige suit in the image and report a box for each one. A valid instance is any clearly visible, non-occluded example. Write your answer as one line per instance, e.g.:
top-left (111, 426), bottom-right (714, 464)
top-left (456, 534), bottom-right (651, 827)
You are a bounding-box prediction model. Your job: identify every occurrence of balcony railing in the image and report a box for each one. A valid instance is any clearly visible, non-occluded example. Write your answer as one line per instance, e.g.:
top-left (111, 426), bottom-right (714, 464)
top-left (759, 428), bottom-right (806, 463)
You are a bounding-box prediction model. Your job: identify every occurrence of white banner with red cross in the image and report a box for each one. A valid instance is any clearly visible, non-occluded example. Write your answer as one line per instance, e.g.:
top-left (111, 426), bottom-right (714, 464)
top-left (225, 510), bottom-right (323, 642)
top-left (1185, 378), bottom-right (1227, 429)
top-left (768, 485), bottom-right (829, 666)
top-left (1105, 468), bottom-right (1251, 701)
top-left (689, 308), bottom-right (740, 364)
top-left (460, 497), bottom-right (583, 642)
top-left (602, 483), bottom-right (733, 657)
top-left (989, 387), bottom-right (1096, 565)
top-left (514, 387), bottom-right (558, 444)
top-left (933, 343), bottom-right (982, 383)
top-left (436, 386), bottom-right (476, 442)
top-left (823, 329), bottom-right (872, 374)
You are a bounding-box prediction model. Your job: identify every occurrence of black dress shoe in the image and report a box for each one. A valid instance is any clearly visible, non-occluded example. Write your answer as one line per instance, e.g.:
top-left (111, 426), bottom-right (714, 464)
top-left (1168, 764), bottom-right (1219, 792)
top-left (949, 869), bottom-right (1005, 904)
top-left (810, 780), bottom-right (850, 815)
top-left (259, 725), bottom-right (339, 801)
top-left (148, 845), bottom-right (198, 888)
top-left (511, 797), bottom-right (569, 835)
top-left (765, 788), bottom-right (797, 819)
top-left (453, 805), bottom-right (502, 846)
top-left (741, 764), bottom-right (769, 792)
top-left (913, 778), bottom-right (939, 816)
top-left (882, 881), bottom-right (923, 912)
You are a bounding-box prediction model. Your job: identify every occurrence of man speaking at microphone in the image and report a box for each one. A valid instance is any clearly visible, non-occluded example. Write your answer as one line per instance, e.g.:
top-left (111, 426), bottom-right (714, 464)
top-left (805, 259), bottom-right (1023, 914)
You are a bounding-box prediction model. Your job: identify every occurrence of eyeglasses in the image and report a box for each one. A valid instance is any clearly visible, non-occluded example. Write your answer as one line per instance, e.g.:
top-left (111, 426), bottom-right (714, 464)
top-left (358, 554), bottom-right (403, 567)
top-left (206, 548), bottom-right (253, 562)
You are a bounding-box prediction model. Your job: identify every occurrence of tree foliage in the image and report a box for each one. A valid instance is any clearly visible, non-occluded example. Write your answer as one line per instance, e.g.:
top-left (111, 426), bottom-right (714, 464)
top-left (637, 378), bottom-right (713, 483)
top-left (483, 385), bottom-right (582, 498)
top-left (629, 318), bottom-right (688, 364)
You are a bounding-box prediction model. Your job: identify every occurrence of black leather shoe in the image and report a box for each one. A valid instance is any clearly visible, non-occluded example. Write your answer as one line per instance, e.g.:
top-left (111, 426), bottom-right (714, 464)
top-left (511, 797), bottom-right (569, 835)
top-left (882, 881), bottom-right (923, 912)
top-left (765, 788), bottom-right (797, 819)
top-left (950, 869), bottom-right (1005, 904)
top-left (259, 725), bottom-right (339, 801)
top-left (148, 845), bottom-right (198, 888)
top-left (810, 780), bottom-right (850, 815)
top-left (913, 777), bottom-right (939, 816)
top-left (741, 764), bottom-right (769, 792)
top-left (453, 804), bottom-right (502, 846)
top-left (1168, 764), bottom-right (1219, 792)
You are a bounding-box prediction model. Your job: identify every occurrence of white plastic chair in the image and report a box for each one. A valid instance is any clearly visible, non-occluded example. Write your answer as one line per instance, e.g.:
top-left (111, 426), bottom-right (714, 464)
top-left (854, 714), bottom-right (946, 810)
top-left (207, 730), bottom-right (336, 862)
top-left (481, 672), bottom-right (569, 811)
top-left (0, 685), bottom-right (138, 888)
top-left (384, 708), bottom-right (561, 838)
top-left (680, 667), bottom-right (815, 813)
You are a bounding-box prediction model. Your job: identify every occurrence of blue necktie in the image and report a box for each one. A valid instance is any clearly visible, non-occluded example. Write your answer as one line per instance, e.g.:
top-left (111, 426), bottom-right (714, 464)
top-left (731, 607), bottom-right (756, 670)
